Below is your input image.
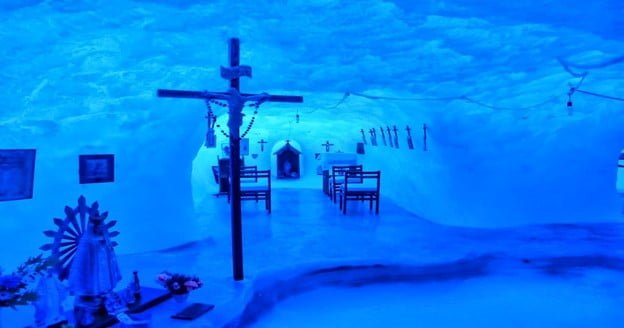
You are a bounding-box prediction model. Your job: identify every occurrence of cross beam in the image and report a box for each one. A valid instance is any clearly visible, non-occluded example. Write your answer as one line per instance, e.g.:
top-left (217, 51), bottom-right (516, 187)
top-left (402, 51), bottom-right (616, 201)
top-left (156, 38), bottom-right (303, 281)
top-left (157, 89), bottom-right (302, 103)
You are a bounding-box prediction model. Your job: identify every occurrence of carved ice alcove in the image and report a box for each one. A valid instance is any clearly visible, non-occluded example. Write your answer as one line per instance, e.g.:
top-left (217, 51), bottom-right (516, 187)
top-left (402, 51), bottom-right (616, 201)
top-left (271, 140), bottom-right (303, 179)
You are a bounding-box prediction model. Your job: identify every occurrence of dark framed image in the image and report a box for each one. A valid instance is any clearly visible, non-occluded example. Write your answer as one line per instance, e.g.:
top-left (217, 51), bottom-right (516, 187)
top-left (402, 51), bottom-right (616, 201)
top-left (0, 149), bottom-right (36, 202)
top-left (79, 154), bottom-right (115, 184)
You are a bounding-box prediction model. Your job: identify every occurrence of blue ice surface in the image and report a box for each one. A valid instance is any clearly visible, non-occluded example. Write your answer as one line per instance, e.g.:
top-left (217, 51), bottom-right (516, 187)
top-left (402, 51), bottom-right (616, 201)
top-left (0, 0), bottom-right (623, 326)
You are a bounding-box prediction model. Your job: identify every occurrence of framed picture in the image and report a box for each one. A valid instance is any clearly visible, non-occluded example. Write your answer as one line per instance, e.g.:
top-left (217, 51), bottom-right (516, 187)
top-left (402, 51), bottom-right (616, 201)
top-left (0, 149), bottom-right (36, 201)
top-left (79, 154), bottom-right (115, 184)
top-left (240, 138), bottom-right (249, 156)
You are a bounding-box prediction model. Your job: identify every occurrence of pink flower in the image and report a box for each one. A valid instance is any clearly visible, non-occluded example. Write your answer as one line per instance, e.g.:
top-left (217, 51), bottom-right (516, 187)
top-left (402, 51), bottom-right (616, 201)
top-left (157, 273), bottom-right (170, 283)
top-left (184, 281), bottom-right (199, 290)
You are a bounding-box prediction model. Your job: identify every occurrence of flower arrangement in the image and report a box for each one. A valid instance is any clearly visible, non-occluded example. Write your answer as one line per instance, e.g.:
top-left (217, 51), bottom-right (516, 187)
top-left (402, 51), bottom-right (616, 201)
top-left (0, 255), bottom-right (54, 308)
top-left (156, 272), bottom-right (203, 295)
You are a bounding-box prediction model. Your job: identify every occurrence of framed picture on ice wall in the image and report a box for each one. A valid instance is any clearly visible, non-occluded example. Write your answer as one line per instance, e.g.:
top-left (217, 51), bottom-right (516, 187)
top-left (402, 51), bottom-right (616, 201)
top-left (79, 154), bottom-right (115, 184)
top-left (0, 149), bottom-right (36, 202)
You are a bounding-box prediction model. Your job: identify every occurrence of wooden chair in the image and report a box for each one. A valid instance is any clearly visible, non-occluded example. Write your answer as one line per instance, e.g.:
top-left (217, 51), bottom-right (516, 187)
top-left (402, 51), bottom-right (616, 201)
top-left (339, 171), bottom-right (381, 214)
top-left (330, 165), bottom-right (363, 203)
top-left (227, 166), bottom-right (258, 202)
top-left (240, 166), bottom-right (258, 182)
top-left (240, 169), bottom-right (272, 213)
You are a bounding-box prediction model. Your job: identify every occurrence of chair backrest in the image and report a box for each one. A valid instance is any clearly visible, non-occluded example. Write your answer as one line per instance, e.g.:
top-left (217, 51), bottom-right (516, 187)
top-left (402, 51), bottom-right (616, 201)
top-left (241, 165), bottom-right (258, 173)
top-left (332, 165), bottom-right (363, 184)
top-left (240, 166), bottom-right (259, 183)
top-left (344, 171), bottom-right (380, 192)
top-left (241, 169), bottom-right (271, 188)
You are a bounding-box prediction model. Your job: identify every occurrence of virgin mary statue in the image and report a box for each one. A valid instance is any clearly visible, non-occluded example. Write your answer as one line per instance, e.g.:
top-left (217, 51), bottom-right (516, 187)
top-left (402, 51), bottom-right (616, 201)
top-left (68, 211), bottom-right (122, 296)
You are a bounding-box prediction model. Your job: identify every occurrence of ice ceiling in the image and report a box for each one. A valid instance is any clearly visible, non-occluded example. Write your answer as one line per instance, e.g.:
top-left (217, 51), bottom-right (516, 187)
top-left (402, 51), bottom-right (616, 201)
top-left (0, 0), bottom-right (623, 265)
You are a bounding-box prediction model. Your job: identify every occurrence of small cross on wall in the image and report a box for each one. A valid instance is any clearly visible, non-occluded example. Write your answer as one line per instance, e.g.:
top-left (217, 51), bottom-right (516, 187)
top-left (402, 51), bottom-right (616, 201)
top-left (258, 139), bottom-right (268, 152)
top-left (322, 140), bottom-right (334, 152)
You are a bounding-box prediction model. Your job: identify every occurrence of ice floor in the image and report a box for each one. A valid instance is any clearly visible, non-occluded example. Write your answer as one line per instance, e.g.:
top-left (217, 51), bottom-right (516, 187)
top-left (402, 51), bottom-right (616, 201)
top-left (4, 181), bottom-right (624, 327)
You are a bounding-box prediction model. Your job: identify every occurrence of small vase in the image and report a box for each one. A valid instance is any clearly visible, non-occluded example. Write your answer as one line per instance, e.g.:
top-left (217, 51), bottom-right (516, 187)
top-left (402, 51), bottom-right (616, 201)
top-left (172, 293), bottom-right (188, 304)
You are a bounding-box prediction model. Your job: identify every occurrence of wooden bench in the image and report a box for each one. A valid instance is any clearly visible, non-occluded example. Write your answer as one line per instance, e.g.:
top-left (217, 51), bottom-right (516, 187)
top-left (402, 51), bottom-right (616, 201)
top-left (339, 170), bottom-right (381, 214)
top-left (330, 165), bottom-right (363, 203)
top-left (239, 169), bottom-right (272, 213)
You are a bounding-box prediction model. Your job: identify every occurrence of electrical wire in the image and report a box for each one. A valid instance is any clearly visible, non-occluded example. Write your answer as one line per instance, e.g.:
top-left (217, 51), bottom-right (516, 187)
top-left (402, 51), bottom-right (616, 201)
top-left (575, 89), bottom-right (624, 102)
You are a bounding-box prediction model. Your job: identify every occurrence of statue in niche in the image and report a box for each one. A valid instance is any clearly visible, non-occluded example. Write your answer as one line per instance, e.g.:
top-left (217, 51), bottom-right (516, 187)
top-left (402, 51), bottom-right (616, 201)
top-left (283, 160), bottom-right (293, 176)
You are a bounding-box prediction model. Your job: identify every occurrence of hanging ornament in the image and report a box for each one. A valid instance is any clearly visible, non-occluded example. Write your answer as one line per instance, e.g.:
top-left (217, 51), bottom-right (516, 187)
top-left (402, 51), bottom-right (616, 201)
top-left (204, 99), bottom-right (217, 148)
top-left (567, 87), bottom-right (575, 116)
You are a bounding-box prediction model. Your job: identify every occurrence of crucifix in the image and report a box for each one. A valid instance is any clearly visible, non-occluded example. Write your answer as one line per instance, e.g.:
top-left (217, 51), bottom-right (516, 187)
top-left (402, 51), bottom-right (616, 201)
top-left (360, 129), bottom-right (367, 145)
top-left (379, 126), bottom-right (387, 146)
top-left (423, 123), bottom-right (428, 151)
top-left (369, 128), bottom-right (377, 146)
top-left (387, 126), bottom-right (394, 148)
top-left (322, 140), bottom-right (334, 152)
top-left (258, 139), bottom-right (268, 152)
top-left (406, 125), bottom-right (414, 150)
top-left (157, 38), bottom-right (303, 281)
top-left (392, 125), bottom-right (399, 149)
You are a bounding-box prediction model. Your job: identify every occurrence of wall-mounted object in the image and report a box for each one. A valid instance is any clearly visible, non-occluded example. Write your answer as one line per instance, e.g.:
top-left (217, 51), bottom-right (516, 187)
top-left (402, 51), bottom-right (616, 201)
top-left (379, 126), bottom-right (387, 146)
top-left (423, 124), bottom-right (428, 152)
top-left (392, 125), bottom-right (399, 149)
top-left (274, 141), bottom-right (302, 179)
top-left (370, 128), bottom-right (377, 146)
top-left (406, 126), bottom-right (414, 150)
top-left (356, 142), bottom-right (365, 155)
top-left (79, 154), bottom-right (114, 184)
top-left (0, 149), bottom-right (36, 201)
top-left (258, 139), bottom-right (268, 152)
top-left (321, 140), bottom-right (334, 152)
top-left (241, 138), bottom-right (249, 156)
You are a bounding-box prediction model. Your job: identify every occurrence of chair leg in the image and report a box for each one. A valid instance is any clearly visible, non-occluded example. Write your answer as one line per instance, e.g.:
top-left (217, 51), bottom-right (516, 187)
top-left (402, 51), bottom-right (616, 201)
top-left (375, 194), bottom-right (379, 214)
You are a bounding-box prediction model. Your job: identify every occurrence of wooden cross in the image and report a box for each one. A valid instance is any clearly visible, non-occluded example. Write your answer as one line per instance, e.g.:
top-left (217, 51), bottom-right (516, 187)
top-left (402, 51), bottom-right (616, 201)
top-left (369, 128), bottom-right (377, 146)
top-left (387, 126), bottom-right (393, 148)
top-left (392, 125), bottom-right (399, 149)
top-left (406, 125), bottom-right (414, 150)
top-left (322, 140), bottom-right (334, 152)
top-left (423, 123), bottom-right (428, 151)
top-left (157, 38), bottom-right (303, 281)
top-left (258, 139), bottom-right (268, 152)
top-left (379, 126), bottom-right (387, 146)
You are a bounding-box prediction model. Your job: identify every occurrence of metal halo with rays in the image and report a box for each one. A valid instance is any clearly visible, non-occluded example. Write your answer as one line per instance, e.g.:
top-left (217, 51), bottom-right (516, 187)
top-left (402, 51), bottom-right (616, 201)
top-left (40, 195), bottom-right (119, 281)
